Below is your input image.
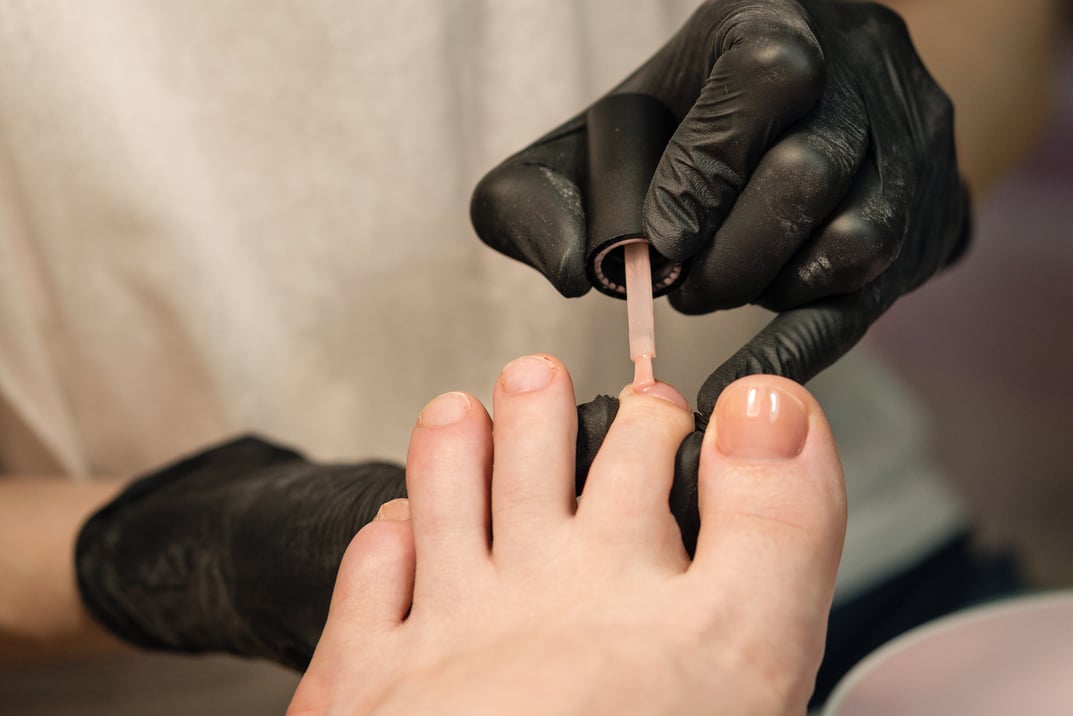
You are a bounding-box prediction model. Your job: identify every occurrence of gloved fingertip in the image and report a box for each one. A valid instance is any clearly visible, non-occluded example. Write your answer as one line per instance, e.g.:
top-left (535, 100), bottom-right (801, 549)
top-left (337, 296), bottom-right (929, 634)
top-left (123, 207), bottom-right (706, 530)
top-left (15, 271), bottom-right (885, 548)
top-left (574, 395), bottom-right (619, 491)
top-left (670, 430), bottom-right (703, 556)
top-left (472, 161), bottom-right (592, 298)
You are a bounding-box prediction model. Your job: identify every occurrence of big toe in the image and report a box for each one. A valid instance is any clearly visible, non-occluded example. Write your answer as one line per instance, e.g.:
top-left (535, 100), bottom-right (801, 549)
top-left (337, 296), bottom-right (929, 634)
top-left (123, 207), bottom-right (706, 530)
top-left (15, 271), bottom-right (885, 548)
top-left (690, 376), bottom-right (846, 666)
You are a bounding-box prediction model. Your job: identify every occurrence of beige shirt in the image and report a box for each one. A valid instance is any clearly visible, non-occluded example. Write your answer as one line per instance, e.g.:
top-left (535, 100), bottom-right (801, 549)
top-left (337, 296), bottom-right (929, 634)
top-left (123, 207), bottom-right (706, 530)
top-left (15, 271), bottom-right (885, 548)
top-left (0, 1), bottom-right (964, 712)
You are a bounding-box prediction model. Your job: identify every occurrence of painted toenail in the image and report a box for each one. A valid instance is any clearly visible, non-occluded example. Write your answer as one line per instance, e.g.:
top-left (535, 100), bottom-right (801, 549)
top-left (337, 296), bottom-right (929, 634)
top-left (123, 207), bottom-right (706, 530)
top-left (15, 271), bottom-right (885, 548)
top-left (632, 380), bottom-right (690, 411)
top-left (419, 392), bottom-right (470, 426)
top-left (500, 355), bottom-right (556, 393)
top-left (716, 381), bottom-right (808, 460)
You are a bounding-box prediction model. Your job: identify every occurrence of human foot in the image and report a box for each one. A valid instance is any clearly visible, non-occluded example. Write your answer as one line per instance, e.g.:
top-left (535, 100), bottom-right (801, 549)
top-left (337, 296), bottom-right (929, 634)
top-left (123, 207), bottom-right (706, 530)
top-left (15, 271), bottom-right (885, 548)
top-left (289, 355), bottom-right (846, 716)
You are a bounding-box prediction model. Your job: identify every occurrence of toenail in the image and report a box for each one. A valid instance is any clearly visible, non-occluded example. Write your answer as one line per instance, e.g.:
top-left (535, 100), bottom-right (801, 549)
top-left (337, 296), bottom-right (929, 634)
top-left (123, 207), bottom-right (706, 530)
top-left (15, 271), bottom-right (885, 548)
top-left (715, 382), bottom-right (808, 460)
top-left (631, 381), bottom-right (690, 411)
top-left (375, 499), bottom-right (411, 521)
top-left (419, 392), bottom-right (470, 426)
top-left (500, 355), bottom-right (556, 394)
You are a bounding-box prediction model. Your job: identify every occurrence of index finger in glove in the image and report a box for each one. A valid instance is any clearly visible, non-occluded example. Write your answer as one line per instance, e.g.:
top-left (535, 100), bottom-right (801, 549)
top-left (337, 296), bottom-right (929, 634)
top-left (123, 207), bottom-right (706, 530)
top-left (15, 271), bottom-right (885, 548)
top-left (665, 295), bottom-right (879, 557)
top-left (639, 0), bottom-right (826, 262)
top-left (470, 115), bottom-right (591, 298)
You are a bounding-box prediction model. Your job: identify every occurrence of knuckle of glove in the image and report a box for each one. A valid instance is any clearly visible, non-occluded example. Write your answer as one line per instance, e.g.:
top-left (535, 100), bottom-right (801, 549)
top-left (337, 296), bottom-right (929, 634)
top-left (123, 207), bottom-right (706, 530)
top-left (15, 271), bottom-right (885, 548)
top-left (766, 133), bottom-right (850, 197)
top-left (760, 211), bottom-right (899, 311)
top-left (815, 212), bottom-right (899, 290)
top-left (764, 30), bottom-right (824, 90)
top-left (735, 32), bottom-right (826, 113)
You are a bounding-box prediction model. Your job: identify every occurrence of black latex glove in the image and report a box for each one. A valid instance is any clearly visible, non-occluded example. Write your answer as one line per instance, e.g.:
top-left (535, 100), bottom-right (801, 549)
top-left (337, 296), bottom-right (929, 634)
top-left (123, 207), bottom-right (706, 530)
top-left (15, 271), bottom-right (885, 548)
top-left (472, 0), bottom-right (971, 403)
top-left (76, 436), bottom-right (407, 671)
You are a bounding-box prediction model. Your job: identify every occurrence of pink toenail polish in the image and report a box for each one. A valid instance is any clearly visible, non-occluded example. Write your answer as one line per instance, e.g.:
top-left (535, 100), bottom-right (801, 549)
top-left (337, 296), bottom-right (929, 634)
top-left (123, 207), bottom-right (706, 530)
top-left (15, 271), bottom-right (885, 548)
top-left (716, 381), bottom-right (808, 460)
top-left (419, 392), bottom-right (470, 426)
top-left (500, 355), bottom-right (556, 393)
top-left (632, 381), bottom-right (690, 412)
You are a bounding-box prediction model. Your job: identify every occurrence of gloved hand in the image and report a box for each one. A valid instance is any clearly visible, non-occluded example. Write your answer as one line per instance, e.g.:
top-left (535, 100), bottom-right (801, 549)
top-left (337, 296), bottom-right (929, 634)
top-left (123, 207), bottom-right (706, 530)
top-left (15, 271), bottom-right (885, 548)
top-left (75, 436), bottom-right (407, 671)
top-left (472, 0), bottom-right (971, 398)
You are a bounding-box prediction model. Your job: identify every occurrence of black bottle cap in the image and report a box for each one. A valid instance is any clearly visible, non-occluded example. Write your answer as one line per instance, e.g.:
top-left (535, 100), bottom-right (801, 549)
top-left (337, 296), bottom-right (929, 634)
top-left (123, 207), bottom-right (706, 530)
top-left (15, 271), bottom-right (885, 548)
top-left (585, 93), bottom-right (685, 298)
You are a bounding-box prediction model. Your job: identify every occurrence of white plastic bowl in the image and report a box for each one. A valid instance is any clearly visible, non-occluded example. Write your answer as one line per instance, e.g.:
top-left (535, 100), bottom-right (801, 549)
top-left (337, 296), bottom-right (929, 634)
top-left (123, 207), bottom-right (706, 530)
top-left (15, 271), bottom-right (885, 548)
top-left (823, 591), bottom-right (1073, 716)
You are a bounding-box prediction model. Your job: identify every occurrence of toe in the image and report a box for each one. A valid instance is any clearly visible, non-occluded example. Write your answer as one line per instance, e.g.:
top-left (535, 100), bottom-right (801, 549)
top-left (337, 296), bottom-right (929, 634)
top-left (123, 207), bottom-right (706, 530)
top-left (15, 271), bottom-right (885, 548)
top-left (490, 355), bottom-right (578, 561)
top-left (577, 381), bottom-right (694, 563)
top-left (405, 392), bottom-right (494, 598)
top-left (326, 501), bottom-right (416, 630)
top-left (689, 376), bottom-right (846, 686)
top-left (294, 501), bottom-right (414, 716)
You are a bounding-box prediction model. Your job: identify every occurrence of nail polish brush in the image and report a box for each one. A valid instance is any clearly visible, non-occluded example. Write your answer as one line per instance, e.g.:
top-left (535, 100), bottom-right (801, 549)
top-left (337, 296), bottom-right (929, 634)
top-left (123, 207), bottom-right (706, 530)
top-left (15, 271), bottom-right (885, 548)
top-left (624, 241), bottom-right (655, 386)
top-left (584, 93), bottom-right (686, 387)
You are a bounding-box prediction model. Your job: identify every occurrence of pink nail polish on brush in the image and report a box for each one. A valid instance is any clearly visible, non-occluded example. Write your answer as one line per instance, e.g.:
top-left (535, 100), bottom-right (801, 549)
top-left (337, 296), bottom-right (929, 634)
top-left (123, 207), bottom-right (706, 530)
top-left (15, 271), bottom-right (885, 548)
top-left (624, 241), bottom-right (656, 387)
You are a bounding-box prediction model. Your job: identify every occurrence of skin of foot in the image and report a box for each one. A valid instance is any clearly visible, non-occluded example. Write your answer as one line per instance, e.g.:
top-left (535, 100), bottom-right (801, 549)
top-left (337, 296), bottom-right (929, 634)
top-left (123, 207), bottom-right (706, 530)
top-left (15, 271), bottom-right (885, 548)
top-left (288, 354), bottom-right (847, 716)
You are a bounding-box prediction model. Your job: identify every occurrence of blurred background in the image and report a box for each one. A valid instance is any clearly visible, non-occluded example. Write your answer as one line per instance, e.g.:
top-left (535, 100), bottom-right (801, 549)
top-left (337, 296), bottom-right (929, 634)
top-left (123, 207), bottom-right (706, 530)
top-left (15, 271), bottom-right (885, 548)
top-left (874, 43), bottom-right (1073, 588)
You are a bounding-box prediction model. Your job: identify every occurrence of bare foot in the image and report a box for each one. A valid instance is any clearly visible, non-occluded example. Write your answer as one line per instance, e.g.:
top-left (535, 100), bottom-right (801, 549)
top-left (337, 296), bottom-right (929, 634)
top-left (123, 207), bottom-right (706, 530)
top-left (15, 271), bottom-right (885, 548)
top-left (289, 355), bottom-right (846, 716)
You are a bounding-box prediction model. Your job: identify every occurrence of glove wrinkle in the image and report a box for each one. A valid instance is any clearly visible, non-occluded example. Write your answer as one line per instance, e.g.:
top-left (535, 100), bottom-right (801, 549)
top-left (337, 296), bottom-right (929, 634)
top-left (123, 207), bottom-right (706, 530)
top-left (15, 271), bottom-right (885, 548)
top-left (77, 436), bottom-right (407, 670)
